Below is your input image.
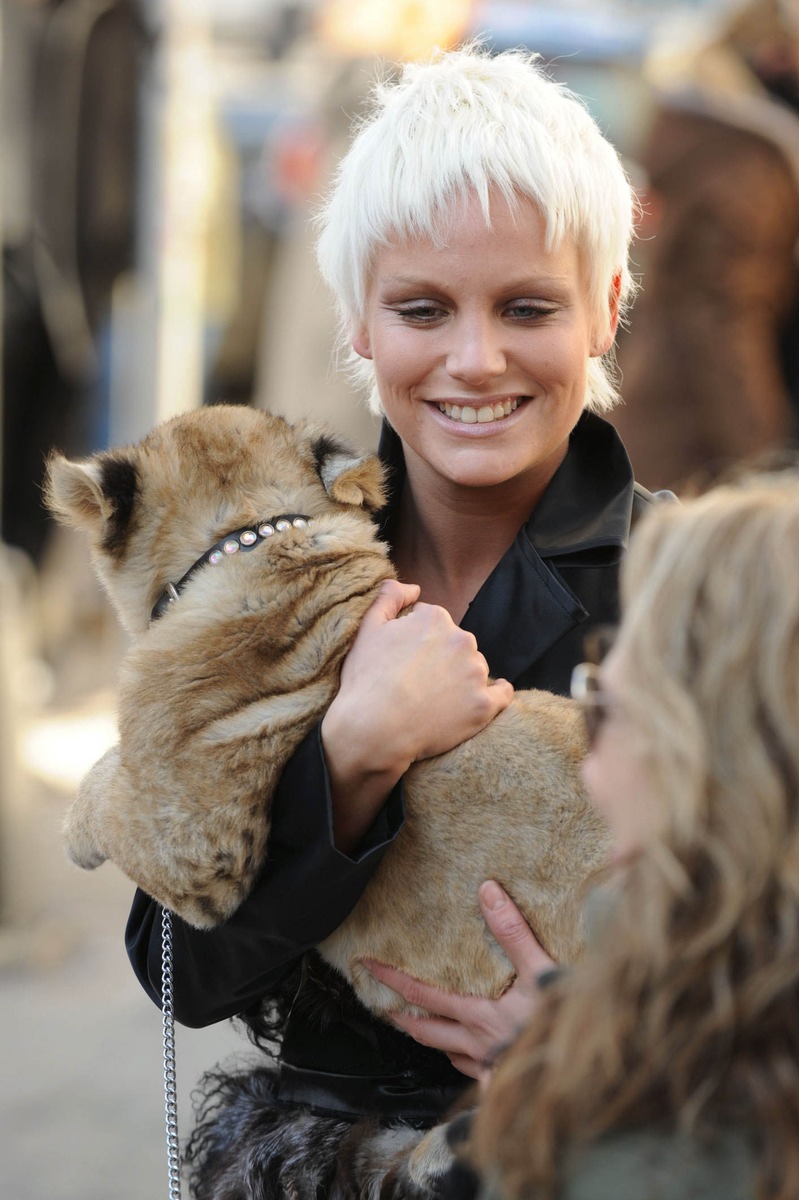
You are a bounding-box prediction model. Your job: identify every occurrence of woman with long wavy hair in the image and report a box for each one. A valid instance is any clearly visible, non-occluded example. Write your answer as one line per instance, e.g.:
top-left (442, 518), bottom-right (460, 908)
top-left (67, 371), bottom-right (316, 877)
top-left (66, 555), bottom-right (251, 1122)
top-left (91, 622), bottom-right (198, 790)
top-left (470, 474), bottom-right (799, 1200)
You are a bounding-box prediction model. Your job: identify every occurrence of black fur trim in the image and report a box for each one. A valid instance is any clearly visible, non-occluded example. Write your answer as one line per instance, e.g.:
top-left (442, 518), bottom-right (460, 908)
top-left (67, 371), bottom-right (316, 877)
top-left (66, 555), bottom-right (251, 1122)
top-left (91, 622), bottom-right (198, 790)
top-left (186, 958), bottom-right (468, 1199)
top-left (186, 1064), bottom-right (402, 1200)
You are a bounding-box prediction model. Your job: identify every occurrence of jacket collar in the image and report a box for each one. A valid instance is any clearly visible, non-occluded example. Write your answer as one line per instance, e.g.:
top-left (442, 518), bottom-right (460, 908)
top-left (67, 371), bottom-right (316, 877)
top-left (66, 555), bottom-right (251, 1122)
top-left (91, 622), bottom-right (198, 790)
top-left (524, 411), bottom-right (634, 556)
top-left (377, 411), bottom-right (635, 560)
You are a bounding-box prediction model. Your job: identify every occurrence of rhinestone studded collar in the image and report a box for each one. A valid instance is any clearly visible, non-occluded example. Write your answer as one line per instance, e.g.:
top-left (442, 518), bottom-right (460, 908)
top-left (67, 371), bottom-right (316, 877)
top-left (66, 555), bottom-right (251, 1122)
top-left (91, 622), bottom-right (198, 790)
top-left (150, 514), bottom-right (312, 624)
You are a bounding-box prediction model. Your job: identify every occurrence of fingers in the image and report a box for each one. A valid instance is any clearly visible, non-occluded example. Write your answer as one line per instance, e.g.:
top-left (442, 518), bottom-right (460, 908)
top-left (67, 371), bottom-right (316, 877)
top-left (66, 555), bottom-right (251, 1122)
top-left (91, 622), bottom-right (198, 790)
top-left (385, 1002), bottom-right (501, 1082)
top-left (361, 579), bottom-right (421, 626)
top-left (449, 1055), bottom-right (493, 1086)
top-left (352, 602), bottom-right (509, 762)
top-left (363, 951), bottom-right (543, 1077)
top-left (487, 676), bottom-right (514, 716)
top-left (386, 1011), bottom-right (487, 1081)
top-left (478, 881), bottom-right (555, 979)
top-left (363, 959), bottom-right (506, 1067)
top-left (328, 586), bottom-right (514, 792)
top-left (364, 960), bottom-right (472, 1022)
top-left (389, 991), bottom-right (528, 1081)
top-left (389, 1009), bottom-right (466, 1050)
top-left (360, 884), bottom-right (554, 1084)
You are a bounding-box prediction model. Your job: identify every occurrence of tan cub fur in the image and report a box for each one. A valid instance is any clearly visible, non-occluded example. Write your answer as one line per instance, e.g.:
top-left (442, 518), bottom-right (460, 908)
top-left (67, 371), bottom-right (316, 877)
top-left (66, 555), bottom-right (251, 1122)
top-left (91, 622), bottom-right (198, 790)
top-left (45, 405), bottom-right (610, 1014)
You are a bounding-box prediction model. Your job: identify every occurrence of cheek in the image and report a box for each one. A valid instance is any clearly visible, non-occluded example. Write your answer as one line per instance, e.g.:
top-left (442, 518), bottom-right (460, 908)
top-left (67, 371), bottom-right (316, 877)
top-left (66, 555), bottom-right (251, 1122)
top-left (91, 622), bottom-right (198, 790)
top-left (372, 330), bottom-right (421, 390)
top-left (530, 331), bottom-right (590, 402)
top-left (581, 748), bottom-right (615, 824)
top-left (581, 741), bottom-right (655, 854)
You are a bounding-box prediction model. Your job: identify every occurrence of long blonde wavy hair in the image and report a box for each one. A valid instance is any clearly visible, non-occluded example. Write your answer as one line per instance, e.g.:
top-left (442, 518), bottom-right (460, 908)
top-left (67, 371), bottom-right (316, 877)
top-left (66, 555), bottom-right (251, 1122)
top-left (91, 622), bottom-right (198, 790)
top-left (472, 474), bottom-right (799, 1200)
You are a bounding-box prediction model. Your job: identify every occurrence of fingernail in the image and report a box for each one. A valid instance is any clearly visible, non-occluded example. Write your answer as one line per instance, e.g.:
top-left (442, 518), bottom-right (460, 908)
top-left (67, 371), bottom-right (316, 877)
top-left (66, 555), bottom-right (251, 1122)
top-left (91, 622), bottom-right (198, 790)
top-left (480, 880), bottom-right (506, 911)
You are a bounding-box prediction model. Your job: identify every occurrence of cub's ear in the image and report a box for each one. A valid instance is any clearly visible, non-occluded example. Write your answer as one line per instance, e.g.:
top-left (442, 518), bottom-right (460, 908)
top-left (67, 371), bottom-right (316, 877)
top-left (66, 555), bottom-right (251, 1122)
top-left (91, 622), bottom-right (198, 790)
top-left (312, 434), bottom-right (386, 512)
top-left (44, 451), bottom-right (139, 557)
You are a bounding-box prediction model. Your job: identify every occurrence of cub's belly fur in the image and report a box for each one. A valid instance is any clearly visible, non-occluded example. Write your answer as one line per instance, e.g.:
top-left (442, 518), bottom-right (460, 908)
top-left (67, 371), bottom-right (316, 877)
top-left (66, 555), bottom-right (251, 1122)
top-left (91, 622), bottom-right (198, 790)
top-left (320, 691), bottom-right (608, 1014)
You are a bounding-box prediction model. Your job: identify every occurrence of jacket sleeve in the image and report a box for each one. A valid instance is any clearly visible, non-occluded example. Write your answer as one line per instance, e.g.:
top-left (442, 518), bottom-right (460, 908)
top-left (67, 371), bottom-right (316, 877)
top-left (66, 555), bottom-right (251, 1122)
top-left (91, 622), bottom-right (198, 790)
top-left (125, 723), bottom-right (405, 1027)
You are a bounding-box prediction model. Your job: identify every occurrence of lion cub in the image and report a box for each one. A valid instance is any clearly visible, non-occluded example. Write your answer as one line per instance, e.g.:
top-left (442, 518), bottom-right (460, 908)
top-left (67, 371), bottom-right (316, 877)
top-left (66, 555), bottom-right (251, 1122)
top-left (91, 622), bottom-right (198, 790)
top-left (45, 405), bottom-right (609, 1014)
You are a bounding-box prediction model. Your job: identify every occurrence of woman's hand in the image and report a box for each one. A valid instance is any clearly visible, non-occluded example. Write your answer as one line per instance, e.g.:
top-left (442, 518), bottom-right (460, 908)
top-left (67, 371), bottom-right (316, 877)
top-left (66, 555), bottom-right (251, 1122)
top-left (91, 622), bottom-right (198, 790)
top-left (322, 580), bottom-right (513, 851)
top-left (364, 881), bottom-right (554, 1082)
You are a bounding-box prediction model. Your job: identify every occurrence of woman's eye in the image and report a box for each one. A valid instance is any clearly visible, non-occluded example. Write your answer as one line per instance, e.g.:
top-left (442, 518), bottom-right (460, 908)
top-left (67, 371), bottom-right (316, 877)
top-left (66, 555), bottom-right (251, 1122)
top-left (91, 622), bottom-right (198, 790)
top-left (506, 301), bottom-right (555, 321)
top-left (394, 303), bottom-right (445, 323)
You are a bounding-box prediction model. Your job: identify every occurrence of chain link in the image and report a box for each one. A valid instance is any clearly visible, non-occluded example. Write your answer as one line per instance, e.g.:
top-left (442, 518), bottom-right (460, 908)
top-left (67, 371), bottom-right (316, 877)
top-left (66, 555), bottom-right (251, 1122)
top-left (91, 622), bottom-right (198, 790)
top-left (161, 908), bottom-right (182, 1200)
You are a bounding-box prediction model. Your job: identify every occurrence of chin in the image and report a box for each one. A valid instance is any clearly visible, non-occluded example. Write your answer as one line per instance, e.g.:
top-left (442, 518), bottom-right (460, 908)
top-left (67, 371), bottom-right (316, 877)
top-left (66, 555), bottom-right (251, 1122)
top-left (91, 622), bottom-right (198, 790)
top-left (439, 462), bottom-right (526, 490)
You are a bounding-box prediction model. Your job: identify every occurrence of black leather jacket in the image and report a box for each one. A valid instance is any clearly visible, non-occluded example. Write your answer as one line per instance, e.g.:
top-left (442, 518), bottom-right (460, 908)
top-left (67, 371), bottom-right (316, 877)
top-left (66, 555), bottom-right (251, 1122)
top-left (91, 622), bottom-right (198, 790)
top-left (126, 412), bottom-right (662, 1124)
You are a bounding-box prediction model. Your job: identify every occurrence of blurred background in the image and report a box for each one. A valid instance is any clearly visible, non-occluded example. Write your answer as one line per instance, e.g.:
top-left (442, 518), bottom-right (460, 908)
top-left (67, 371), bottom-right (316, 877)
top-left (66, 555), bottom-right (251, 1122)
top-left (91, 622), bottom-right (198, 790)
top-left (1, 0), bottom-right (797, 1195)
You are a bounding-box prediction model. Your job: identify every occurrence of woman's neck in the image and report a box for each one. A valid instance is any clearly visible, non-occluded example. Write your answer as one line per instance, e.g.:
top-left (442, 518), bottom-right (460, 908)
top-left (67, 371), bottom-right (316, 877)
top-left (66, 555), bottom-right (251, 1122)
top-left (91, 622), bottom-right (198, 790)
top-left (391, 455), bottom-right (558, 624)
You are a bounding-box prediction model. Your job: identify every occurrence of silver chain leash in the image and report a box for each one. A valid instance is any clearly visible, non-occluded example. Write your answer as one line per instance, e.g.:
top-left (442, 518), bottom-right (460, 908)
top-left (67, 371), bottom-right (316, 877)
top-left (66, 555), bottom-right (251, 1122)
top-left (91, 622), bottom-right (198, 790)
top-left (161, 907), bottom-right (182, 1200)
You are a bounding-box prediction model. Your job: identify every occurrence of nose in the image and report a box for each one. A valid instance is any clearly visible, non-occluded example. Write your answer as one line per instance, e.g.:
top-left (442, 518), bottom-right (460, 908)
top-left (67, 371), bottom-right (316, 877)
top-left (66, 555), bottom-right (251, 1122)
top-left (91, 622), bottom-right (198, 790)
top-left (445, 314), bottom-right (507, 385)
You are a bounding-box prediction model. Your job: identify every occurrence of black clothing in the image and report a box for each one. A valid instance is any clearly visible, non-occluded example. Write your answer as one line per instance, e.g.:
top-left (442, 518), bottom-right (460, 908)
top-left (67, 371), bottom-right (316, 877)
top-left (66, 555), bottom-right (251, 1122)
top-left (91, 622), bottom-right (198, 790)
top-left (126, 411), bottom-right (660, 1124)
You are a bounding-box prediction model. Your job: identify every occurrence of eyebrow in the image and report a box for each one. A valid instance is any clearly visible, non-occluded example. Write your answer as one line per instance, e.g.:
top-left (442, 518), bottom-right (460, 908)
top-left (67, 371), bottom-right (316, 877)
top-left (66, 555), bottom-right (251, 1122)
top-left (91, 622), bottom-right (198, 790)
top-left (379, 273), bottom-right (575, 293)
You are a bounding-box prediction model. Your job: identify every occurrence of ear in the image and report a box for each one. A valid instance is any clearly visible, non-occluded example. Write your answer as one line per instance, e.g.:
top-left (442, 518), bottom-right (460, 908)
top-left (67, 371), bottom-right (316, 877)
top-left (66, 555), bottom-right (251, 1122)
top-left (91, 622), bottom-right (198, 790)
top-left (44, 451), bottom-right (139, 556)
top-left (312, 434), bottom-right (386, 512)
top-left (351, 322), bottom-right (372, 360)
top-left (590, 273), bottom-right (622, 358)
top-left (45, 454), bottom-right (112, 531)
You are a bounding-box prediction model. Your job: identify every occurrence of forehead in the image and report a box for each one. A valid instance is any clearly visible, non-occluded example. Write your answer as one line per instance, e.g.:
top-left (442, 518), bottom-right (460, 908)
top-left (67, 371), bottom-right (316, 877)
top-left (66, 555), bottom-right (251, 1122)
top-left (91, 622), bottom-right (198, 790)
top-left (368, 188), bottom-right (585, 295)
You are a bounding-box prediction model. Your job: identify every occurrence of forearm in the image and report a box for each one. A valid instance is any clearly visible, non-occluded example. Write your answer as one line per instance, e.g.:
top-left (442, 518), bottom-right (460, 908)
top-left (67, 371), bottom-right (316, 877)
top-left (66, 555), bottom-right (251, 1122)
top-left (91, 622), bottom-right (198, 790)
top-left (322, 699), bottom-right (409, 855)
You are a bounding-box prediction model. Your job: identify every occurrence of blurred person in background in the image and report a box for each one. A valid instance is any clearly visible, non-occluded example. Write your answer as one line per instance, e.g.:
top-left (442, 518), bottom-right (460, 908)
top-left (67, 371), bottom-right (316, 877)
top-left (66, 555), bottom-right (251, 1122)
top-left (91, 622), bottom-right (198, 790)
top-left (1, 0), bottom-right (145, 566)
top-left (466, 471), bottom-right (799, 1200)
top-left (612, 0), bottom-right (799, 493)
top-left (247, 50), bottom-right (385, 450)
top-left (123, 43), bottom-right (667, 1199)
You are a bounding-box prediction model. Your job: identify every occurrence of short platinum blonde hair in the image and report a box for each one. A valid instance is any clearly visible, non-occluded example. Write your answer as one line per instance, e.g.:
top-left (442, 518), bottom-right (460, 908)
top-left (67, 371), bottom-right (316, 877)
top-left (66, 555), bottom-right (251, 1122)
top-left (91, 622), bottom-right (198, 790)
top-left (316, 44), bottom-right (638, 415)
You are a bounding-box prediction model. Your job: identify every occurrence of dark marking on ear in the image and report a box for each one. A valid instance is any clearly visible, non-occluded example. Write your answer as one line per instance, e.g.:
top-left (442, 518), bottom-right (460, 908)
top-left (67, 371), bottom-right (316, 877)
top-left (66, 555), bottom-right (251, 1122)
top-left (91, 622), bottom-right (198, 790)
top-left (100, 455), bottom-right (140, 558)
top-left (311, 432), bottom-right (355, 474)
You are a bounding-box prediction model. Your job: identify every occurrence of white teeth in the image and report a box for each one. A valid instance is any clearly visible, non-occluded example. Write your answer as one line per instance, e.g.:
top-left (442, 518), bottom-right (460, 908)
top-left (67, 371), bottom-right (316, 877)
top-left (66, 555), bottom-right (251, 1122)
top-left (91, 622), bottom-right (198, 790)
top-left (438, 398), bottom-right (520, 424)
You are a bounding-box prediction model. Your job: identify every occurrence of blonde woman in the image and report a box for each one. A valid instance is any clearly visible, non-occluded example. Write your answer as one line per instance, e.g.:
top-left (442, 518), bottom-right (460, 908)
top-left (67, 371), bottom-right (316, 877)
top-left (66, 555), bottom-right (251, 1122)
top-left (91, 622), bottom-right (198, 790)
top-left (470, 474), bottom-right (799, 1200)
top-left (125, 44), bottom-right (660, 1197)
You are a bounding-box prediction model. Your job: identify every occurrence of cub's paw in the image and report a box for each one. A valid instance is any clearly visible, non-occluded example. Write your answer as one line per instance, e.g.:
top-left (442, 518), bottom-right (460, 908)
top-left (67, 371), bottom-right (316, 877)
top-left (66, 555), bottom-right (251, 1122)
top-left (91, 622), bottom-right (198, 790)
top-left (62, 814), bottom-right (107, 870)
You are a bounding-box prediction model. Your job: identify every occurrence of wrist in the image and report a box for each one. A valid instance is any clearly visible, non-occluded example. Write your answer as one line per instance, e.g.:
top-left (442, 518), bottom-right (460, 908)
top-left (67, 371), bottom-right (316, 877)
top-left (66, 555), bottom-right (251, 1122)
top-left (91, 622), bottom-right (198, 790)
top-left (321, 693), bottom-right (412, 782)
top-left (321, 704), bottom-right (409, 854)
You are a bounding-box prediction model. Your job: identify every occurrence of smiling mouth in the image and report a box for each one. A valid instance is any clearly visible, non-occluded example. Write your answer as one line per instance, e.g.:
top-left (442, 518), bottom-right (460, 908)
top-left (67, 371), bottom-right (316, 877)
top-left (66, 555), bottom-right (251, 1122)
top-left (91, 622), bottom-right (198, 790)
top-left (437, 398), bottom-right (521, 425)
